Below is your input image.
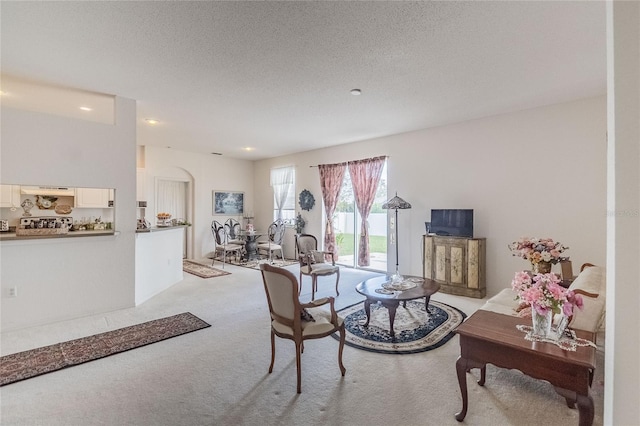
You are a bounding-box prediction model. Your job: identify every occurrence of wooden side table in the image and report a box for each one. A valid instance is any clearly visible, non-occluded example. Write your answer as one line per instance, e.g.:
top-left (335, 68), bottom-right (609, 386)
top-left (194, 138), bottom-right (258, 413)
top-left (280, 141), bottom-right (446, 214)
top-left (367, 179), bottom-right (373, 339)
top-left (455, 310), bottom-right (596, 426)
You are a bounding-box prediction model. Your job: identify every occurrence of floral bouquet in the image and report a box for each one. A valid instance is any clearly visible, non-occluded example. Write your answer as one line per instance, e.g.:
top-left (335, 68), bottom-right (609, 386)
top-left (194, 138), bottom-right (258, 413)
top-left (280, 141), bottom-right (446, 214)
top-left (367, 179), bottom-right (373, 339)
top-left (511, 271), bottom-right (583, 316)
top-left (508, 237), bottom-right (569, 266)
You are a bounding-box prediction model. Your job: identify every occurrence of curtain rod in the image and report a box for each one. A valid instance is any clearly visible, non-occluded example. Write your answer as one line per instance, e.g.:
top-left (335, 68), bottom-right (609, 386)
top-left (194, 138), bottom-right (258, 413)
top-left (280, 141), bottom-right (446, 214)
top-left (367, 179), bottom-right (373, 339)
top-left (309, 155), bottom-right (388, 168)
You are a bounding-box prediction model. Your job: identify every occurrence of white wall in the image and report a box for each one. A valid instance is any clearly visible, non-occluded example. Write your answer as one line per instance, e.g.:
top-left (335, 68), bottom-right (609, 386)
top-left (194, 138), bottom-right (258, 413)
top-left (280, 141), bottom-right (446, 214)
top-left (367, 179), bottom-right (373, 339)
top-left (141, 146), bottom-right (255, 260)
top-left (605, 1), bottom-right (640, 423)
top-left (1, 98), bottom-right (137, 331)
top-left (254, 96), bottom-right (607, 297)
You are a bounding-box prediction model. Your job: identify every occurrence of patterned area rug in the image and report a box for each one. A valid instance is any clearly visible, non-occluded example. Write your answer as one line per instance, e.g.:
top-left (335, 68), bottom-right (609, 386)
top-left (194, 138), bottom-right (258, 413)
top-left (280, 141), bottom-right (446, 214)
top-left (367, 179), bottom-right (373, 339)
top-left (224, 258), bottom-right (298, 270)
top-left (0, 312), bottom-right (210, 386)
top-left (332, 300), bottom-right (466, 354)
top-left (183, 259), bottom-right (230, 278)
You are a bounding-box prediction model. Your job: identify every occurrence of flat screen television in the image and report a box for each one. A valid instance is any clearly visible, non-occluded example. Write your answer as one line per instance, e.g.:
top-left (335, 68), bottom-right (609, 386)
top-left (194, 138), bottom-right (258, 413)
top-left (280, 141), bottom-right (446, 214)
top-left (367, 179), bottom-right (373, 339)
top-left (429, 209), bottom-right (474, 238)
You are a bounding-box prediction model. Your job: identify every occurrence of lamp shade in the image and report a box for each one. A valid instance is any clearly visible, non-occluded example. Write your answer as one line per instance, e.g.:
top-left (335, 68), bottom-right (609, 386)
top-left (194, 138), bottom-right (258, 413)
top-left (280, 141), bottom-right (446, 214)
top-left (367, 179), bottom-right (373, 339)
top-left (382, 193), bottom-right (412, 210)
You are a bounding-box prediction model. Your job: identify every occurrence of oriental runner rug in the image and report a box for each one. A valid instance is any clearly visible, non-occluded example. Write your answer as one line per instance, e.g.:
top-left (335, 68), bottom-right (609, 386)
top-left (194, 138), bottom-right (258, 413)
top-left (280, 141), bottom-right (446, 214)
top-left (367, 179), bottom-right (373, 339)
top-left (332, 300), bottom-right (466, 354)
top-left (0, 312), bottom-right (210, 386)
top-left (183, 259), bottom-right (230, 278)
top-left (225, 258), bottom-right (298, 270)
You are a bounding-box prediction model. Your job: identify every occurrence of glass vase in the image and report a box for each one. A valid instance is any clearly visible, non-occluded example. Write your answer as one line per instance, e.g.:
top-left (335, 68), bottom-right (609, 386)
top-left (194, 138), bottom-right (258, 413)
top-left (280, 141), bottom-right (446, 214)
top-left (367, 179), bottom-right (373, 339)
top-left (554, 314), bottom-right (570, 341)
top-left (531, 307), bottom-right (553, 338)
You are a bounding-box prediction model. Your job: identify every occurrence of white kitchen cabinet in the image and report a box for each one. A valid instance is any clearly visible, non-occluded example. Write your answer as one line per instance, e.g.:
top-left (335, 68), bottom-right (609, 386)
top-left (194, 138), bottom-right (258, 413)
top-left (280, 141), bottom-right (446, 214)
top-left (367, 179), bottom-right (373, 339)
top-left (0, 184), bottom-right (21, 208)
top-left (75, 188), bottom-right (110, 208)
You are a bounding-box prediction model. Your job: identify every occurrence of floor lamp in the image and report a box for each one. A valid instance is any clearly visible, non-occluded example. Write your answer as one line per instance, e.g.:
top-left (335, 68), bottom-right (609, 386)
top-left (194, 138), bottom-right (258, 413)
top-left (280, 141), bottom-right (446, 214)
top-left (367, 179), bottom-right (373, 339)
top-left (382, 192), bottom-right (412, 283)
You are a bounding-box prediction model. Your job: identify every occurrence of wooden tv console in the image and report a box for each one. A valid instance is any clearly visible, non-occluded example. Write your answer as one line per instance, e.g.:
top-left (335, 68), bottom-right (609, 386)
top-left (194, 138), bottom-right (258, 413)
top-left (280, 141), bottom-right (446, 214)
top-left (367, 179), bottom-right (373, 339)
top-left (423, 235), bottom-right (486, 298)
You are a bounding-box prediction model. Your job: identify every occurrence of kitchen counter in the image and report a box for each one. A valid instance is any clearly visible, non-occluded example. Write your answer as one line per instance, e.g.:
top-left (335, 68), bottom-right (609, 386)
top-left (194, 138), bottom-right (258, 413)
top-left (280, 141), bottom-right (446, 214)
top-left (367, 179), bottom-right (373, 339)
top-left (135, 225), bottom-right (186, 305)
top-left (135, 225), bottom-right (188, 233)
top-left (1, 225), bottom-right (188, 240)
top-left (0, 229), bottom-right (115, 241)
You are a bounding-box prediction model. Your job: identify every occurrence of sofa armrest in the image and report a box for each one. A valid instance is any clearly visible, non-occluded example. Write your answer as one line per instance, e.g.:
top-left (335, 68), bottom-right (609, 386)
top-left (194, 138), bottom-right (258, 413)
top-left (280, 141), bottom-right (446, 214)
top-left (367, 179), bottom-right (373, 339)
top-left (567, 265), bottom-right (606, 332)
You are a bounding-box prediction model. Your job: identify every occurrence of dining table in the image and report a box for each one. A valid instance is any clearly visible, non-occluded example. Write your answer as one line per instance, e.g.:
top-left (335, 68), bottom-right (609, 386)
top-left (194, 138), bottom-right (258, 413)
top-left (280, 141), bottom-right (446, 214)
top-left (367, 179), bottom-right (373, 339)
top-left (238, 230), bottom-right (265, 261)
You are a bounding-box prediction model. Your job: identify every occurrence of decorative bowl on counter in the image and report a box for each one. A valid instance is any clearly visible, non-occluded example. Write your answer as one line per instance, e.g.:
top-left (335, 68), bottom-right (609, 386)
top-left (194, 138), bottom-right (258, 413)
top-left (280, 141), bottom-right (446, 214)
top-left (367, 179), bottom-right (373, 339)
top-left (157, 212), bottom-right (172, 227)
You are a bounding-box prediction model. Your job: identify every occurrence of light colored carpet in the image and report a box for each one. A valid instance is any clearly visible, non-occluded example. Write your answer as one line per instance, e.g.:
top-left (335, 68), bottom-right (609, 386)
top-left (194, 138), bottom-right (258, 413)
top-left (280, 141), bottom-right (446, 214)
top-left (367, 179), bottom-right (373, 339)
top-left (0, 261), bottom-right (604, 425)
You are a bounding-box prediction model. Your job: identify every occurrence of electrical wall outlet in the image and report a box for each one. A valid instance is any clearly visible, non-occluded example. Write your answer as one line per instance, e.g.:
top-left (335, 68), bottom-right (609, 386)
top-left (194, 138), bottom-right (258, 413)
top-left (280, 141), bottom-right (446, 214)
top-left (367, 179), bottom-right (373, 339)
top-left (8, 287), bottom-right (18, 297)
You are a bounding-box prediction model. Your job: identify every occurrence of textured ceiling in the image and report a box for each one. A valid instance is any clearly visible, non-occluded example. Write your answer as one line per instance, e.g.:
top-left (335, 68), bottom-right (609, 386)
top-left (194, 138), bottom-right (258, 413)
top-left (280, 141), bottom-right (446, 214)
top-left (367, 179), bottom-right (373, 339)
top-left (1, 1), bottom-right (606, 160)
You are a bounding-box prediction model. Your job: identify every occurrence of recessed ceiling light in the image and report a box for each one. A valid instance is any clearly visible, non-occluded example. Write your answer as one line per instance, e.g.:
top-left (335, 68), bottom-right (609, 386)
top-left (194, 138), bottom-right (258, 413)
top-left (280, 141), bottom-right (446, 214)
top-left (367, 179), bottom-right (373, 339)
top-left (242, 147), bottom-right (255, 152)
top-left (79, 106), bottom-right (93, 111)
top-left (145, 118), bottom-right (159, 125)
top-left (211, 152), bottom-right (223, 156)
top-left (350, 89), bottom-right (362, 96)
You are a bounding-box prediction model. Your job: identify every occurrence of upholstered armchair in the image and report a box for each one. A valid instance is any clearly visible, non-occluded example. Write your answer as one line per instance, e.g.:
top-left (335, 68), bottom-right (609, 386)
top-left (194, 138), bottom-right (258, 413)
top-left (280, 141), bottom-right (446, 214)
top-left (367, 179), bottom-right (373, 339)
top-left (259, 263), bottom-right (346, 393)
top-left (295, 234), bottom-right (340, 301)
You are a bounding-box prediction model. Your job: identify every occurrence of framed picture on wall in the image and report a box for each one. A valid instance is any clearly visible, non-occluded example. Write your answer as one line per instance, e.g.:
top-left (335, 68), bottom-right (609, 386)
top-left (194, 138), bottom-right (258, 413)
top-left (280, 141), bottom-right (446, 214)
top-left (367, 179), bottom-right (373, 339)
top-left (213, 190), bottom-right (244, 215)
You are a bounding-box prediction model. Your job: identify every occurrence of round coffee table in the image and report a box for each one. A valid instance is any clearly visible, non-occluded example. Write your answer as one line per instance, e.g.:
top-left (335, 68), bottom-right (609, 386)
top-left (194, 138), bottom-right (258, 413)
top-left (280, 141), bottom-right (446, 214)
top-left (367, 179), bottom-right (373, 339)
top-left (355, 275), bottom-right (440, 337)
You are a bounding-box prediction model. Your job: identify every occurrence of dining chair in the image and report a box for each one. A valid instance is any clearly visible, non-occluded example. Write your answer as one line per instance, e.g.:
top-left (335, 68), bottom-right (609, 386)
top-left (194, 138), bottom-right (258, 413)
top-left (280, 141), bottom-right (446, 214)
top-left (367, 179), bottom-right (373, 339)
top-left (295, 233), bottom-right (340, 301)
top-left (211, 220), bottom-right (243, 268)
top-left (259, 263), bottom-right (346, 393)
top-left (224, 218), bottom-right (244, 245)
top-left (257, 219), bottom-right (285, 263)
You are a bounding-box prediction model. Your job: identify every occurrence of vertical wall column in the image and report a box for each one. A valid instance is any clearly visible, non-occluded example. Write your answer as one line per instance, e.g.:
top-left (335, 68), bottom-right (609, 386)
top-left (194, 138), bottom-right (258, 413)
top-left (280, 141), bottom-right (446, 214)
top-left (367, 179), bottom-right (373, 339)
top-left (605, 1), bottom-right (640, 424)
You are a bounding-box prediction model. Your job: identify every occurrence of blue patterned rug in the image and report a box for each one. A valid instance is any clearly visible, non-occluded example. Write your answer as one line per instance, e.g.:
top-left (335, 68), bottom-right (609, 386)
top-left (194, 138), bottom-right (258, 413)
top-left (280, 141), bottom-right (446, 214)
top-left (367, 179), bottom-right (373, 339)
top-left (332, 299), bottom-right (466, 354)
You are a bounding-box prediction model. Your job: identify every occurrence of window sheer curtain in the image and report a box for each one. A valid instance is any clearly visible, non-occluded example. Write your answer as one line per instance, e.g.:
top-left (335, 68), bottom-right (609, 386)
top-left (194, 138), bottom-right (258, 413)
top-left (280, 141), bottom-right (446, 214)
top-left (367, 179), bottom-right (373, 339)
top-left (271, 166), bottom-right (295, 220)
top-left (318, 162), bottom-right (346, 259)
top-left (348, 156), bottom-right (386, 267)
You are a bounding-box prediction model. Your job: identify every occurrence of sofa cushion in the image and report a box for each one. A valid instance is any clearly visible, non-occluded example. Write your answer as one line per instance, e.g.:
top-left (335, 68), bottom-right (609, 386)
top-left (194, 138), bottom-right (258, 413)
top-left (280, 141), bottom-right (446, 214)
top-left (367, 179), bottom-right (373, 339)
top-left (479, 288), bottom-right (520, 317)
top-left (479, 265), bottom-right (606, 333)
top-left (567, 266), bottom-right (606, 332)
top-left (568, 266), bottom-right (605, 297)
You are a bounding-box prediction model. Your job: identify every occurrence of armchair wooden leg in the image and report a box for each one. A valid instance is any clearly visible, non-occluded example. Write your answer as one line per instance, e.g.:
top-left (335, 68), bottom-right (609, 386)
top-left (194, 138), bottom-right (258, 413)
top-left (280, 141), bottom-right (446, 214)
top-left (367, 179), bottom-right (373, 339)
top-left (335, 269), bottom-right (340, 297)
top-left (268, 330), bottom-right (275, 374)
top-left (311, 276), bottom-right (317, 301)
top-left (338, 324), bottom-right (346, 376)
top-left (295, 341), bottom-right (302, 393)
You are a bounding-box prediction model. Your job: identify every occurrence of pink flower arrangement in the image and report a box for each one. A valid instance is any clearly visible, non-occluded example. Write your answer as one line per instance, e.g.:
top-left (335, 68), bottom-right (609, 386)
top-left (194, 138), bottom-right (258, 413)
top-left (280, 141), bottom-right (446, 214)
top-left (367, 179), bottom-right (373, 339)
top-left (511, 271), bottom-right (584, 316)
top-left (508, 237), bottom-right (569, 265)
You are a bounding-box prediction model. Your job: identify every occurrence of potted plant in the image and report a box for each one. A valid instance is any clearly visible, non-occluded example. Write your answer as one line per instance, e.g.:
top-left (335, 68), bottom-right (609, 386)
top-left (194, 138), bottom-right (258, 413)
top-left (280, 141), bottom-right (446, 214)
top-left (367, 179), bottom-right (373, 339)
top-left (294, 213), bottom-right (306, 234)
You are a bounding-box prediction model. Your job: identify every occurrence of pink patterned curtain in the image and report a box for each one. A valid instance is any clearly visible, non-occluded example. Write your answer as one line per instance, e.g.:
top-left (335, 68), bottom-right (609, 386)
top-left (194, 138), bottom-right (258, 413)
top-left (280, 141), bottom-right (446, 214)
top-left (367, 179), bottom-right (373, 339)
top-left (318, 162), bottom-right (347, 259)
top-left (348, 156), bottom-right (386, 266)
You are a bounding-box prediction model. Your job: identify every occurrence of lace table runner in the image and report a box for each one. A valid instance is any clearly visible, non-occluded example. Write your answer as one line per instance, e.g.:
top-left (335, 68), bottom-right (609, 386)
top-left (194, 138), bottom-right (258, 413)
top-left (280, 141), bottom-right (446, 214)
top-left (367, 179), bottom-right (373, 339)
top-left (516, 325), bottom-right (597, 351)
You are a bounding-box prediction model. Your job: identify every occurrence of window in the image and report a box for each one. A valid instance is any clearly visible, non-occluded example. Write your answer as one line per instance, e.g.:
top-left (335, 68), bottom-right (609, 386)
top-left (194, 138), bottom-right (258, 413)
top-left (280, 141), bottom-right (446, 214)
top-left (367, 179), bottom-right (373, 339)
top-left (271, 166), bottom-right (295, 221)
top-left (334, 161), bottom-right (387, 272)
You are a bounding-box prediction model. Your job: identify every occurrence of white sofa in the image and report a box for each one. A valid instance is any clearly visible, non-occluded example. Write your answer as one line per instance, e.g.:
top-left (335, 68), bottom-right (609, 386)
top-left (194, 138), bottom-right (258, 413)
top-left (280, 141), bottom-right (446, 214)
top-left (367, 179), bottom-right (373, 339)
top-left (480, 264), bottom-right (606, 333)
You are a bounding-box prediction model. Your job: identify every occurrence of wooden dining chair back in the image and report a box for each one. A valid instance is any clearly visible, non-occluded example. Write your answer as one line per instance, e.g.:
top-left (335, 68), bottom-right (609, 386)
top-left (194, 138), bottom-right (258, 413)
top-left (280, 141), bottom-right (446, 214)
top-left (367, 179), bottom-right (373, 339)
top-left (259, 263), bottom-right (346, 393)
top-left (294, 233), bottom-right (340, 300)
top-left (211, 220), bottom-right (243, 268)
